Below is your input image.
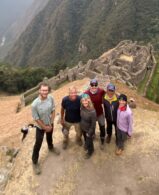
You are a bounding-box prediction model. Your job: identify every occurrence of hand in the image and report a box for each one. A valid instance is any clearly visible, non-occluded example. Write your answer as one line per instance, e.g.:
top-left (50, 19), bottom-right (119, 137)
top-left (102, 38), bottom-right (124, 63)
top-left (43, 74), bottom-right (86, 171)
top-left (61, 118), bottom-right (64, 126)
top-left (51, 123), bottom-right (54, 129)
top-left (127, 133), bottom-right (131, 139)
top-left (44, 125), bottom-right (53, 132)
top-left (86, 133), bottom-right (90, 137)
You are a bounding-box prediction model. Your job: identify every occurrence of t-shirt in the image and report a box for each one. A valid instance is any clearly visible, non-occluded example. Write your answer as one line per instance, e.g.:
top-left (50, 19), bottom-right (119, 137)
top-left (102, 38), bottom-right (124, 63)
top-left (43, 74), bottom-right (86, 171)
top-left (32, 95), bottom-right (55, 129)
top-left (85, 88), bottom-right (105, 117)
top-left (62, 96), bottom-right (81, 123)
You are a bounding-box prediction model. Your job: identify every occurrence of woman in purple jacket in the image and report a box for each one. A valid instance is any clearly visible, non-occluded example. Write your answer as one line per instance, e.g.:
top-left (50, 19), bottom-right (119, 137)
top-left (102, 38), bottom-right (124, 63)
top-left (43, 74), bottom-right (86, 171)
top-left (116, 94), bottom-right (133, 155)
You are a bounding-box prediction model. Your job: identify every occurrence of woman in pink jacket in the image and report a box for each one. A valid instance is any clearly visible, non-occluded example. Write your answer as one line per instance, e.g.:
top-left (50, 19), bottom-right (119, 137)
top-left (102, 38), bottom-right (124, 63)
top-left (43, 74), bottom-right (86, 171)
top-left (116, 94), bottom-right (133, 155)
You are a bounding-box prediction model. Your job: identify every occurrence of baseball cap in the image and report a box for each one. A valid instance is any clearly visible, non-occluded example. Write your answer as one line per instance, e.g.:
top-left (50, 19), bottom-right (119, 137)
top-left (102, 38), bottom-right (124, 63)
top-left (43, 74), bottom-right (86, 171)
top-left (107, 83), bottom-right (115, 91)
top-left (90, 79), bottom-right (98, 86)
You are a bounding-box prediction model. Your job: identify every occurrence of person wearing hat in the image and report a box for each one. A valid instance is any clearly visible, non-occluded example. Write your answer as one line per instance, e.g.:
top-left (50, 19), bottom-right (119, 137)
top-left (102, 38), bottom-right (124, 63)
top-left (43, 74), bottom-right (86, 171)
top-left (61, 86), bottom-right (82, 149)
top-left (85, 79), bottom-right (106, 150)
top-left (116, 94), bottom-right (133, 155)
top-left (103, 83), bottom-right (119, 144)
top-left (80, 94), bottom-right (96, 159)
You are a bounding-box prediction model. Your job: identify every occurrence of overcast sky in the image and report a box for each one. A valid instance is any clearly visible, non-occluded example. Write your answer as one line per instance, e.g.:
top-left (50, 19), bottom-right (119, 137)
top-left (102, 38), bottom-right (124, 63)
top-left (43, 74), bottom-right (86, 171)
top-left (0, 0), bottom-right (34, 34)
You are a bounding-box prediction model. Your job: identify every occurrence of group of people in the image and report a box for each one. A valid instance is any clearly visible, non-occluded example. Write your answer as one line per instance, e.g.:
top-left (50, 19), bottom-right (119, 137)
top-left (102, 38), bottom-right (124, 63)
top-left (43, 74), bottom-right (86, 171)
top-left (31, 79), bottom-right (133, 174)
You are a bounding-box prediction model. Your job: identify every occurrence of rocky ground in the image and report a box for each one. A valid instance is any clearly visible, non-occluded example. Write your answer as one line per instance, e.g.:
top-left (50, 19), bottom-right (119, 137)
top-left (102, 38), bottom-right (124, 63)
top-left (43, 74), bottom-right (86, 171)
top-left (0, 78), bottom-right (159, 195)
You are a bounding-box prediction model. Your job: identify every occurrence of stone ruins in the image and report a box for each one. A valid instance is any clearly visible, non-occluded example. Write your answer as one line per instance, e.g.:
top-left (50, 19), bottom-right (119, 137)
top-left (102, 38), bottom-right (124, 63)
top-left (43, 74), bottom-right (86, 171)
top-left (21, 40), bottom-right (156, 106)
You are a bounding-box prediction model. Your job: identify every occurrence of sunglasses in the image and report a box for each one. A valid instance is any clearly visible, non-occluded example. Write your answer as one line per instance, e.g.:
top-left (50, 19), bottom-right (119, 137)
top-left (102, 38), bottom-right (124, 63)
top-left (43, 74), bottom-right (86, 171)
top-left (90, 83), bottom-right (98, 87)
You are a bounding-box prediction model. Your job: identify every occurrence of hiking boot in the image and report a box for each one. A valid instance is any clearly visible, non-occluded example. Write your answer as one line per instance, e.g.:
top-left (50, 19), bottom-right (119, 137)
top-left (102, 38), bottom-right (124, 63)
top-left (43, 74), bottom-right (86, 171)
top-left (84, 152), bottom-right (92, 159)
top-left (76, 139), bottom-right (83, 146)
top-left (100, 143), bottom-right (105, 150)
top-left (32, 163), bottom-right (41, 175)
top-left (115, 148), bottom-right (123, 156)
top-left (63, 141), bottom-right (68, 150)
top-left (106, 135), bottom-right (111, 144)
top-left (92, 134), bottom-right (96, 140)
top-left (49, 147), bottom-right (60, 155)
top-left (84, 143), bottom-right (87, 151)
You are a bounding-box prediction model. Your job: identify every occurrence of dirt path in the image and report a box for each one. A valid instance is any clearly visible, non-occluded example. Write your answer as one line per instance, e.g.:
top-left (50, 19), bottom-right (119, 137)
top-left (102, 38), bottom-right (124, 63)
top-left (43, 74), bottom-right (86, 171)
top-left (35, 125), bottom-right (159, 195)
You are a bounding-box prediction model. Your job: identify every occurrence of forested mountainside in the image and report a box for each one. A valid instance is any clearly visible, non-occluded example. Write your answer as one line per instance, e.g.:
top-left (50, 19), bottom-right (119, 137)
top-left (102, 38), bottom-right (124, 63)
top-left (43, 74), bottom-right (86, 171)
top-left (5, 0), bottom-right (159, 68)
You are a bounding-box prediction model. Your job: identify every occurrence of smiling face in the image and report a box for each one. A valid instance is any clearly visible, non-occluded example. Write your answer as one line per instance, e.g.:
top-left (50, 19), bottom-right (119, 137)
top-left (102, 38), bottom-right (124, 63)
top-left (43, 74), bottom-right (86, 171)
top-left (90, 83), bottom-right (98, 93)
top-left (81, 97), bottom-right (90, 108)
top-left (107, 89), bottom-right (115, 98)
top-left (119, 99), bottom-right (127, 107)
top-left (39, 85), bottom-right (49, 100)
top-left (69, 87), bottom-right (77, 101)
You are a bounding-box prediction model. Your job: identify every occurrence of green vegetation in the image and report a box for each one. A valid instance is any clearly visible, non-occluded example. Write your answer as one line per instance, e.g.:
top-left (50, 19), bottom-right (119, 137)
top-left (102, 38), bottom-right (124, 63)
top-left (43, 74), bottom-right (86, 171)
top-left (138, 71), bottom-right (150, 95)
top-left (0, 63), bottom-right (55, 94)
top-left (146, 55), bottom-right (159, 103)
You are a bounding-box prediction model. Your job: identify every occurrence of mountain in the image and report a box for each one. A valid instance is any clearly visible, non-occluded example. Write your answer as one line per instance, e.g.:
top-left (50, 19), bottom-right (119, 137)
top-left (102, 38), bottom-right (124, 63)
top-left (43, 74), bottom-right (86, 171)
top-left (5, 0), bottom-right (159, 68)
top-left (0, 0), bottom-right (49, 59)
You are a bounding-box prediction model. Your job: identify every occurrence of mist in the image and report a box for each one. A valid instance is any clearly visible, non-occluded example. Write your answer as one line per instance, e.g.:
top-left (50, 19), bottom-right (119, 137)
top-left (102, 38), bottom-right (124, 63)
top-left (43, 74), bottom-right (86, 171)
top-left (0, 0), bottom-right (34, 35)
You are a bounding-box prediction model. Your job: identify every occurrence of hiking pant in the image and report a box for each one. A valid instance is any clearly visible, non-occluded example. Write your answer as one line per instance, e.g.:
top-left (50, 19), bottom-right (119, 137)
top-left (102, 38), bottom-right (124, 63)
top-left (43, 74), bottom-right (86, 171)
top-left (116, 128), bottom-right (127, 150)
top-left (106, 120), bottom-right (117, 138)
top-left (63, 121), bottom-right (82, 143)
top-left (32, 127), bottom-right (53, 164)
top-left (83, 131), bottom-right (94, 155)
top-left (97, 114), bottom-right (105, 143)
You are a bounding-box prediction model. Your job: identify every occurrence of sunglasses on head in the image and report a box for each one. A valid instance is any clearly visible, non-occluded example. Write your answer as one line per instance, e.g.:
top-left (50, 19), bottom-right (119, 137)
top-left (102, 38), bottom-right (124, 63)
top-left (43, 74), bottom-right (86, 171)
top-left (90, 83), bottom-right (98, 87)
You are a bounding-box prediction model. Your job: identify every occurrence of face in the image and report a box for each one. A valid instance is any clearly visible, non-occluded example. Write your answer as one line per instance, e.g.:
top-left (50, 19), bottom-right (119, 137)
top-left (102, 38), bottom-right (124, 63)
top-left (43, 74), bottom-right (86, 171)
top-left (119, 99), bottom-right (127, 107)
top-left (39, 85), bottom-right (49, 99)
top-left (90, 83), bottom-right (98, 93)
top-left (69, 88), bottom-right (77, 101)
top-left (107, 90), bottom-right (115, 98)
top-left (81, 98), bottom-right (89, 108)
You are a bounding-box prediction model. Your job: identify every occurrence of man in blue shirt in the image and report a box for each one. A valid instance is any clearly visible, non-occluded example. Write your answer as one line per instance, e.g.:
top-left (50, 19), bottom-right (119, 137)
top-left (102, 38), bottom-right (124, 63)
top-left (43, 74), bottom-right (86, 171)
top-left (61, 86), bottom-right (82, 149)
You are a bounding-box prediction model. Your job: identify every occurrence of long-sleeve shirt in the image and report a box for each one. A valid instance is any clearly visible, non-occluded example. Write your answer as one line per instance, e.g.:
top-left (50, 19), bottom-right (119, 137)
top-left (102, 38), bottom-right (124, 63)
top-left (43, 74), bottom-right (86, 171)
top-left (117, 105), bottom-right (133, 136)
top-left (80, 106), bottom-right (96, 136)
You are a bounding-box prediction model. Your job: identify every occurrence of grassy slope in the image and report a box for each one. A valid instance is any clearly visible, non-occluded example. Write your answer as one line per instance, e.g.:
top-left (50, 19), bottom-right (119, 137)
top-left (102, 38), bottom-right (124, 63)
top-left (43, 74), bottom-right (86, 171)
top-left (146, 54), bottom-right (159, 103)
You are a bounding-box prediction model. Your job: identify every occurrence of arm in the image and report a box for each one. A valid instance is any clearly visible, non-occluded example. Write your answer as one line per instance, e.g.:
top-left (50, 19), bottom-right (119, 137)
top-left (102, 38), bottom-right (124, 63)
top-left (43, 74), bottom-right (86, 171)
top-left (88, 111), bottom-right (96, 136)
top-left (127, 113), bottom-right (133, 136)
top-left (51, 96), bottom-right (55, 123)
top-left (51, 110), bottom-right (55, 123)
top-left (50, 96), bottom-right (55, 124)
top-left (61, 106), bottom-right (65, 126)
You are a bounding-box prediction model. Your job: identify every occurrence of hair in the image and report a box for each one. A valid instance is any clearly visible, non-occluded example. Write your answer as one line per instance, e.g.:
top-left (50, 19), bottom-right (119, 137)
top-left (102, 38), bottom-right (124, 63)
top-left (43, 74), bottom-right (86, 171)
top-left (39, 82), bottom-right (51, 92)
top-left (81, 96), bottom-right (94, 110)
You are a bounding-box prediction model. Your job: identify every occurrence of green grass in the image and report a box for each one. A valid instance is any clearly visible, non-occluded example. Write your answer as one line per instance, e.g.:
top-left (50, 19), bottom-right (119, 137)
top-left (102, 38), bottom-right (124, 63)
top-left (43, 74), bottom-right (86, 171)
top-left (138, 70), bottom-right (150, 95)
top-left (146, 55), bottom-right (159, 103)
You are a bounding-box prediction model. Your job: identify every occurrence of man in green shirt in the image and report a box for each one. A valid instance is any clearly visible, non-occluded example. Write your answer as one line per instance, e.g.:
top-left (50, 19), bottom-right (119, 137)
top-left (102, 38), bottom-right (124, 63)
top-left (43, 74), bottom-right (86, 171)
top-left (32, 83), bottom-right (60, 175)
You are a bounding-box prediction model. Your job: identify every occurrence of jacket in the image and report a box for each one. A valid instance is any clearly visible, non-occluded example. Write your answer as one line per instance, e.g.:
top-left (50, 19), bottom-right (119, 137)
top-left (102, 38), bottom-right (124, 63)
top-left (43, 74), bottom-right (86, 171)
top-left (103, 94), bottom-right (119, 122)
top-left (80, 106), bottom-right (96, 136)
top-left (117, 105), bottom-right (133, 136)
